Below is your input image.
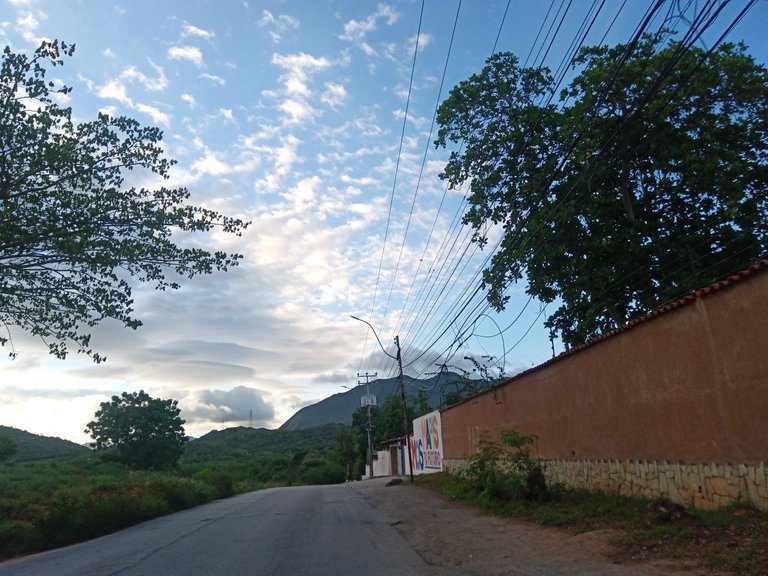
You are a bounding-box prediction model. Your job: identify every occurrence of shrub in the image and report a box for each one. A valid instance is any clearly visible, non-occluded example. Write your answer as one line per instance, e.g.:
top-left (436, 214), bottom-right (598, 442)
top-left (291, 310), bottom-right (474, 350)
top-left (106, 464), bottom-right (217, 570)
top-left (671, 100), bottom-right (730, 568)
top-left (192, 468), bottom-right (235, 498)
top-left (462, 427), bottom-right (554, 503)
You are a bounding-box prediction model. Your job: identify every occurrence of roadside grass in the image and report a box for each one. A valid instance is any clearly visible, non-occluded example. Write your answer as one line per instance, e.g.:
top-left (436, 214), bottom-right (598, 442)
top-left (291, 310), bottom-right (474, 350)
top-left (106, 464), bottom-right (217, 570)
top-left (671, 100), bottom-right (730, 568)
top-left (0, 450), bottom-right (346, 561)
top-left (416, 472), bottom-right (768, 576)
top-left (0, 456), bottom-right (219, 559)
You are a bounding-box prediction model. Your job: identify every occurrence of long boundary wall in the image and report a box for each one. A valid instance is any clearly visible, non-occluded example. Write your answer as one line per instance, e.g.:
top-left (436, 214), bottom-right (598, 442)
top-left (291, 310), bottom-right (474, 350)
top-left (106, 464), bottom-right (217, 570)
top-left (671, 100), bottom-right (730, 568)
top-left (441, 262), bottom-right (768, 510)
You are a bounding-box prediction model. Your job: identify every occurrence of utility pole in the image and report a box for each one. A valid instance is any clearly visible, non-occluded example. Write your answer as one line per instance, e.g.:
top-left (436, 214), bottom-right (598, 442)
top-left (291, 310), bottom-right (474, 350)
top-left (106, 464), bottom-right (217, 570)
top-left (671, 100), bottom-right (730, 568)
top-left (348, 316), bottom-right (413, 483)
top-left (357, 372), bottom-right (377, 479)
top-left (395, 336), bottom-right (414, 484)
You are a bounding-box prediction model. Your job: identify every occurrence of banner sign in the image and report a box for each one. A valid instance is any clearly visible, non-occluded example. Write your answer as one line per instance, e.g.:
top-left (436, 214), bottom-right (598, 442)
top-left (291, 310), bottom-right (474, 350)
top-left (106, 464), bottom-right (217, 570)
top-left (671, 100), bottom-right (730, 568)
top-left (411, 410), bottom-right (443, 474)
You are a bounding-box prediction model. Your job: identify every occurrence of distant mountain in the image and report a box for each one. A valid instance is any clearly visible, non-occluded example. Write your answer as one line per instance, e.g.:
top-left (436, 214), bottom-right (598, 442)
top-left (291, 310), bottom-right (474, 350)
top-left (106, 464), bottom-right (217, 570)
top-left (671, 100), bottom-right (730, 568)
top-left (279, 372), bottom-right (469, 431)
top-left (0, 425), bottom-right (90, 462)
top-left (183, 423), bottom-right (345, 461)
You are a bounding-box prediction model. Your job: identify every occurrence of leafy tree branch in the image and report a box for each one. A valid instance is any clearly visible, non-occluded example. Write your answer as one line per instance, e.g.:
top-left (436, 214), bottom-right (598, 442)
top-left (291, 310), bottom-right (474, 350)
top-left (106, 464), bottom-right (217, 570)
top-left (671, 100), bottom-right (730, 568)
top-left (0, 40), bottom-right (251, 361)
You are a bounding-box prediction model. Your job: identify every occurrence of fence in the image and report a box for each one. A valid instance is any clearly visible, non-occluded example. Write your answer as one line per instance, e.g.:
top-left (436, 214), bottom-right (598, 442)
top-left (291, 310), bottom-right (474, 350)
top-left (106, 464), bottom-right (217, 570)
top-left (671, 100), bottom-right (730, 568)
top-left (440, 261), bottom-right (768, 509)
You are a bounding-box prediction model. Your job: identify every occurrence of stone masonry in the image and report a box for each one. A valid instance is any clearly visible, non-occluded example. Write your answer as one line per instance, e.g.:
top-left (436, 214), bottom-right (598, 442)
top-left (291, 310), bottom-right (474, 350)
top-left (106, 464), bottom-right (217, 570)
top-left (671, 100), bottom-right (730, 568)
top-left (444, 458), bottom-right (768, 511)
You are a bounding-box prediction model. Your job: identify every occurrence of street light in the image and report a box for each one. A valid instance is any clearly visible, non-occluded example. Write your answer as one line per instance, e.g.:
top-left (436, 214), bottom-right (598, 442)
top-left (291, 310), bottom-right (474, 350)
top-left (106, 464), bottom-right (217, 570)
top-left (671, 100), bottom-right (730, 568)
top-left (350, 315), bottom-right (414, 484)
top-left (350, 315), bottom-right (396, 359)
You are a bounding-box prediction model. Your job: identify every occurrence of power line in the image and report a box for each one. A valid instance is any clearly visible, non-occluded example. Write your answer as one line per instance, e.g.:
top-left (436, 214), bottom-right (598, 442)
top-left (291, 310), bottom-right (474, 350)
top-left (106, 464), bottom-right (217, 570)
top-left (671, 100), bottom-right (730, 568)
top-left (360, 0), bottom-right (426, 371)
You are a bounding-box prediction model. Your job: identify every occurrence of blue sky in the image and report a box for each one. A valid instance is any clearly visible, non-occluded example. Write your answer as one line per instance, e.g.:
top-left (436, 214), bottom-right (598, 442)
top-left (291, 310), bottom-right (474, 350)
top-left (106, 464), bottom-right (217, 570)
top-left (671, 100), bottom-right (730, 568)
top-left (1, 0), bottom-right (766, 443)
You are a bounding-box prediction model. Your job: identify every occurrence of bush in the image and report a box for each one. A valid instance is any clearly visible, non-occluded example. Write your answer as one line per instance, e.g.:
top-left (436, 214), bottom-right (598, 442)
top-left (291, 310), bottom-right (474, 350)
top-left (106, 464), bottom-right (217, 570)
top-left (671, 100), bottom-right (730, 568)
top-left (0, 520), bottom-right (39, 559)
top-left (145, 477), bottom-right (215, 510)
top-left (462, 427), bottom-right (554, 503)
top-left (38, 488), bottom-right (171, 546)
top-left (300, 452), bottom-right (346, 485)
top-left (192, 468), bottom-right (235, 498)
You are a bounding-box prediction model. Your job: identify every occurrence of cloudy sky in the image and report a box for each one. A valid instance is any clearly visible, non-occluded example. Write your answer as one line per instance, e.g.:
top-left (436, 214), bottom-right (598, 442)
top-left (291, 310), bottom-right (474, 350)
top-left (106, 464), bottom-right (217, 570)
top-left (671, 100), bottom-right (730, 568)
top-left (1, 0), bottom-right (766, 443)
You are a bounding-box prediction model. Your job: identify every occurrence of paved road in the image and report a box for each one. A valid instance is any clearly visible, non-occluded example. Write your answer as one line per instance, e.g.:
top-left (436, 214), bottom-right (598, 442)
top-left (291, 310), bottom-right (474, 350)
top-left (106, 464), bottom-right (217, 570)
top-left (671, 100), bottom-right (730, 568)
top-left (0, 483), bottom-right (432, 576)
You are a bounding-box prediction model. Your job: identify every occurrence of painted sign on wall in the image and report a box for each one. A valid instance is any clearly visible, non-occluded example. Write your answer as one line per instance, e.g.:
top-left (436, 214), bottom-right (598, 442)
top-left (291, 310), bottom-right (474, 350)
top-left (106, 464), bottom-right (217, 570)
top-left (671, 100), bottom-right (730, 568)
top-left (411, 410), bottom-right (442, 474)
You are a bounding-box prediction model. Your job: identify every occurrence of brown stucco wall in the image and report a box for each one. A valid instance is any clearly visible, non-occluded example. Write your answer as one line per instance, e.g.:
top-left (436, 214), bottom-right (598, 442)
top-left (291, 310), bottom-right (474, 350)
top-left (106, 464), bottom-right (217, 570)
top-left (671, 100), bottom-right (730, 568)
top-left (441, 264), bottom-right (768, 466)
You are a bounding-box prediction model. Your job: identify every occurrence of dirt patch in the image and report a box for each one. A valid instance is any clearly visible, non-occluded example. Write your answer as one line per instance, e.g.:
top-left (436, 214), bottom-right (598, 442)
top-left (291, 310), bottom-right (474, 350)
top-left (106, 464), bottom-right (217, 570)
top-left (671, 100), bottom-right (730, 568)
top-left (351, 478), bottom-right (694, 576)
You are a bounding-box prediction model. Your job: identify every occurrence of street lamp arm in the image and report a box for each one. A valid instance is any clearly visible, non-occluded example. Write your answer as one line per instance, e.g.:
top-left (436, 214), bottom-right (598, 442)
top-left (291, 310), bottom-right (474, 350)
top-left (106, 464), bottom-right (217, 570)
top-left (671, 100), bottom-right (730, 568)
top-left (349, 315), bottom-right (414, 484)
top-left (350, 315), bottom-right (397, 360)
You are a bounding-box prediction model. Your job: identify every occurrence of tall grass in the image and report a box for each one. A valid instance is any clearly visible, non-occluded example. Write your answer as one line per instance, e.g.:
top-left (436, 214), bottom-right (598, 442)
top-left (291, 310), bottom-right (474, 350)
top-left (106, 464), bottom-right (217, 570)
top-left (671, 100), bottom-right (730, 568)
top-left (0, 449), bottom-right (347, 560)
top-left (0, 456), bottom-right (221, 558)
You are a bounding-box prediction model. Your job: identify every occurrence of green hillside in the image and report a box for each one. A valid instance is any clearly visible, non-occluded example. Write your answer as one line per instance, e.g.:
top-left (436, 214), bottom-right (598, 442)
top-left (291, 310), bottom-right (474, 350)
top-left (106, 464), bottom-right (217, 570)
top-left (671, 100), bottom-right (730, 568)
top-left (279, 372), bottom-right (472, 431)
top-left (183, 423), bottom-right (346, 462)
top-left (0, 425), bottom-right (90, 462)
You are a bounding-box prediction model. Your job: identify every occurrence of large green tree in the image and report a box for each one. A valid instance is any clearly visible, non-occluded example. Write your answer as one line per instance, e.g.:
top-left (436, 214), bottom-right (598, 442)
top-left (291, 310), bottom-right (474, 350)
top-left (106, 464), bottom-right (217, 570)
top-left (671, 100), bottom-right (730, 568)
top-left (85, 390), bottom-right (187, 469)
top-left (436, 33), bottom-right (768, 347)
top-left (0, 40), bottom-right (249, 362)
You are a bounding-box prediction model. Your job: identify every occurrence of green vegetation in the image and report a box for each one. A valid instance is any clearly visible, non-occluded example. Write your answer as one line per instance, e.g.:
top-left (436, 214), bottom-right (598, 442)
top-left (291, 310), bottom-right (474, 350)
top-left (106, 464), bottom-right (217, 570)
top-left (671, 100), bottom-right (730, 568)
top-left (0, 425), bottom-right (89, 462)
top-left (413, 427), bottom-right (768, 574)
top-left (333, 426), bottom-right (361, 482)
top-left (0, 434), bottom-right (18, 463)
top-left (184, 423), bottom-right (346, 461)
top-left (0, 423), bottom-right (354, 560)
top-left (418, 473), bottom-right (768, 575)
top-left (0, 455), bottom-right (217, 559)
top-left (436, 32), bottom-right (768, 347)
top-left (0, 40), bottom-right (249, 362)
top-left (461, 427), bottom-right (553, 503)
top-left (85, 391), bottom-right (188, 470)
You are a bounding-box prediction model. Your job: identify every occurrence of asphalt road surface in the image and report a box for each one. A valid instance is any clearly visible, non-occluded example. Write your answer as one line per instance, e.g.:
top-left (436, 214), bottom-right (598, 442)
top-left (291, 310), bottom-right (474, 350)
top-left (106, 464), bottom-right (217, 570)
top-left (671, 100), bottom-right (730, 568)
top-left (0, 483), bottom-right (432, 576)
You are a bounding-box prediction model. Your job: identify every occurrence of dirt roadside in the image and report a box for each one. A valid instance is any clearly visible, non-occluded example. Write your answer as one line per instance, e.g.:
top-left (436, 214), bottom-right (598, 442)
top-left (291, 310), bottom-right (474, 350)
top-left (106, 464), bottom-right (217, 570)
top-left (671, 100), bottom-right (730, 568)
top-left (350, 477), bottom-right (699, 576)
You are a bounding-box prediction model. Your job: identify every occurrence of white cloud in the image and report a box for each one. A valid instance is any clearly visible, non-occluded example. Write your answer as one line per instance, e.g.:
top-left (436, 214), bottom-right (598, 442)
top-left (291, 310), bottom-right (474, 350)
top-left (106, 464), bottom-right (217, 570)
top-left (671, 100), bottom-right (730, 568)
top-left (269, 52), bottom-right (331, 125)
top-left (99, 105), bottom-right (118, 117)
top-left (16, 10), bottom-right (43, 43)
top-left (121, 60), bottom-right (168, 92)
top-left (94, 67), bottom-right (170, 127)
top-left (321, 82), bottom-right (347, 109)
top-left (190, 138), bottom-right (261, 177)
top-left (191, 151), bottom-right (233, 176)
top-left (409, 32), bottom-right (432, 53)
top-left (182, 22), bottom-right (215, 40)
top-left (182, 386), bottom-right (273, 425)
top-left (360, 42), bottom-right (377, 57)
top-left (259, 9), bottom-right (299, 44)
top-left (168, 45), bottom-right (205, 68)
top-left (340, 3), bottom-right (400, 46)
top-left (272, 52), bottom-right (330, 92)
top-left (135, 102), bottom-right (170, 127)
top-left (248, 133), bottom-right (302, 193)
top-left (181, 93), bottom-right (197, 107)
top-left (278, 99), bottom-right (315, 124)
top-left (200, 72), bottom-right (225, 85)
top-left (97, 78), bottom-right (131, 104)
top-left (219, 108), bottom-right (235, 123)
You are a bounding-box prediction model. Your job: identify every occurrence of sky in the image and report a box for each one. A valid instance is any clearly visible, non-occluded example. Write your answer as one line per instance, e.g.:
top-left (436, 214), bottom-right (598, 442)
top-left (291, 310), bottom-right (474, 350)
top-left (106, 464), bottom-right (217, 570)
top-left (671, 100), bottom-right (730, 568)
top-left (1, 0), bottom-right (766, 443)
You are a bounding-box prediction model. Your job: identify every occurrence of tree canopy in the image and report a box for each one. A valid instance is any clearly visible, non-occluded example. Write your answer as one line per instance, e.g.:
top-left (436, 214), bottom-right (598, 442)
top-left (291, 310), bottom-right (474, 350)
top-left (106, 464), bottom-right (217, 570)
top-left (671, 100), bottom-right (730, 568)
top-left (85, 390), bottom-right (187, 470)
top-left (435, 32), bottom-right (768, 347)
top-left (0, 40), bottom-right (249, 362)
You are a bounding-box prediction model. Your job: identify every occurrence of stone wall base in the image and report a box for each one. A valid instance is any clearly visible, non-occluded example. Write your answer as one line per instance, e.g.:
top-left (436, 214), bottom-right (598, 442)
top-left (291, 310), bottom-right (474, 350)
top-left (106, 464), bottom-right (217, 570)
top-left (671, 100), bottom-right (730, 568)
top-left (443, 458), bottom-right (768, 511)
